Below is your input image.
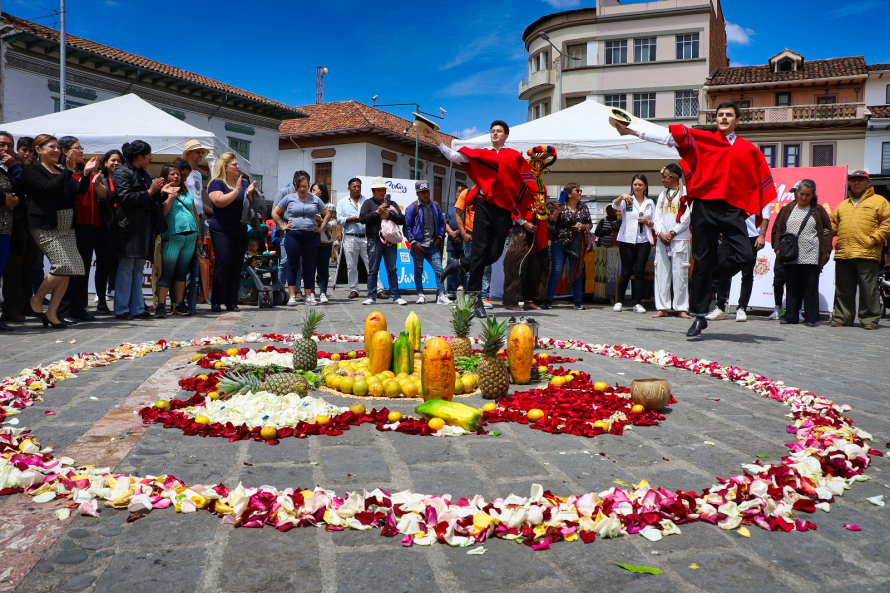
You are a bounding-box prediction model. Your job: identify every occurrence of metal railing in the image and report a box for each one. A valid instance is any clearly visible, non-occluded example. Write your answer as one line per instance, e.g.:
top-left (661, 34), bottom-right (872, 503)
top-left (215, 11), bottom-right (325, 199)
top-left (698, 103), bottom-right (866, 125)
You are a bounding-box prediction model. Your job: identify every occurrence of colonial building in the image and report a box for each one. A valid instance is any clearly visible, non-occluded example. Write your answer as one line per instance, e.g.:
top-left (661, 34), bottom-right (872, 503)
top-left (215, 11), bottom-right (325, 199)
top-left (0, 12), bottom-right (303, 189)
top-left (519, 0), bottom-right (727, 125)
top-left (278, 101), bottom-right (462, 207)
top-left (698, 50), bottom-right (868, 171)
top-left (865, 63), bottom-right (890, 197)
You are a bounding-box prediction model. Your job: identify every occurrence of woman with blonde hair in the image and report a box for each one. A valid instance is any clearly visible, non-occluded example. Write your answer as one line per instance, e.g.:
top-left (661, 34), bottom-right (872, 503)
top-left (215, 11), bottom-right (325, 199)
top-left (207, 152), bottom-right (256, 312)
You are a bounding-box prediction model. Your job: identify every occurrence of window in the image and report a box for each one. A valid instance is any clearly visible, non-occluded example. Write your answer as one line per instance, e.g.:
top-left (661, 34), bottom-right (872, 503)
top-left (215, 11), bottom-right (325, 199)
top-left (52, 98), bottom-right (86, 112)
top-left (783, 145), bottom-right (800, 168)
top-left (676, 34), bottom-right (699, 60)
top-left (776, 58), bottom-right (794, 72)
top-left (633, 93), bottom-right (656, 119)
top-left (228, 137), bottom-right (250, 160)
top-left (735, 99), bottom-right (752, 109)
top-left (816, 95), bottom-right (837, 105)
top-left (812, 144), bottom-right (835, 167)
top-left (674, 91), bottom-right (699, 117)
top-left (605, 40), bottom-right (627, 65)
top-left (886, 85), bottom-right (890, 104)
top-left (760, 145), bottom-right (777, 168)
top-left (433, 177), bottom-right (443, 203)
top-left (529, 102), bottom-right (550, 121)
top-left (382, 163), bottom-right (394, 178)
top-left (883, 143), bottom-right (890, 175)
top-left (530, 51), bottom-right (548, 73)
top-left (566, 43), bottom-right (587, 68)
top-left (776, 92), bottom-right (792, 107)
top-left (605, 94), bottom-right (627, 110)
top-left (634, 38), bottom-right (656, 63)
top-left (315, 161), bottom-right (332, 188)
top-left (565, 96), bottom-right (586, 108)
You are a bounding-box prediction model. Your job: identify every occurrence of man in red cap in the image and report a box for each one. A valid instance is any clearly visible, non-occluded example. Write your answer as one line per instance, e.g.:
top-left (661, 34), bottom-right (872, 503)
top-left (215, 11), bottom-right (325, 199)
top-left (423, 121), bottom-right (540, 318)
top-left (617, 102), bottom-right (777, 336)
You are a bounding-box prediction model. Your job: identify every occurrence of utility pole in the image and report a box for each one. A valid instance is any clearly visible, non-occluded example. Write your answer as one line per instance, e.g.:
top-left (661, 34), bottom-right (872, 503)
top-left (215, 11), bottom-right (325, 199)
top-left (316, 67), bottom-right (328, 104)
top-left (59, 0), bottom-right (66, 111)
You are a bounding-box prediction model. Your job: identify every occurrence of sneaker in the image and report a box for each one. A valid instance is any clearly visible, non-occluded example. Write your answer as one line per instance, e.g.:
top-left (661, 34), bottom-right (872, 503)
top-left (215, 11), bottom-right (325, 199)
top-left (482, 299), bottom-right (493, 309)
top-left (437, 294), bottom-right (452, 305)
top-left (394, 298), bottom-right (408, 305)
top-left (305, 294), bottom-right (317, 305)
top-left (633, 304), bottom-right (647, 314)
top-left (705, 308), bottom-right (726, 321)
top-left (106, 289), bottom-right (114, 298)
top-left (173, 302), bottom-right (191, 316)
top-left (416, 294), bottom-right (426, 304)
top-left (93, 294), bottom-right (100, 304)
top-left (573, 303), bottom-right (587, 310)
top-left (287, 295), bottom-right (298, 306)
top-left (294, 292), bottom-right (304, 301)
top-left (319, 293), bottom-right (328, 303)
top-left (96, 302), bottom-right (110, 314)
top-left (735, 308), bottom-right (747, 322)
top-left (446, 292), bottom-right (457, 301)
top-left (154, 304), bottom-right (167, 318)
top-left (799, 311), bottom-right (804, 322)
top-left (362, 298), bottom-right (376, 305)
top-left (768, 307), bottom-right (781, 320)
top-left (613, 302), bottom-right (623, 312)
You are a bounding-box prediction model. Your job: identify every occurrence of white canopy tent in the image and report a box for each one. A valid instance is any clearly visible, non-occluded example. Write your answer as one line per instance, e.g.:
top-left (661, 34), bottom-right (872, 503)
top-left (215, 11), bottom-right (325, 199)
top-left (1, 93), bottom-right (251, 173)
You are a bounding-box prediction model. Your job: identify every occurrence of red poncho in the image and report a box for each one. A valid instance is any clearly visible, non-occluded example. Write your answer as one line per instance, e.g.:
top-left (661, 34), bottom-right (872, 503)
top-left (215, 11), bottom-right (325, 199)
top-left (669, 125), bottom-right (777, 221)
top-left (457, 146), bottom-right (538, 217)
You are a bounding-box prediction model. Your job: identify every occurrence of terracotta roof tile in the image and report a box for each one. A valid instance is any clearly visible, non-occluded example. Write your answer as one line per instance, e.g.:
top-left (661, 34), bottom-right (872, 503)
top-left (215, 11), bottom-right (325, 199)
top-left (868, 63), bottom-right (890, 71)
top-left (280, 102), bottom-right (457, 148)
top-left (708, 56), bottom-right (868, 86)
top-left (1, 12), bottom-right (302, 117)
top-left (870, 105), bottom-right (890, 118)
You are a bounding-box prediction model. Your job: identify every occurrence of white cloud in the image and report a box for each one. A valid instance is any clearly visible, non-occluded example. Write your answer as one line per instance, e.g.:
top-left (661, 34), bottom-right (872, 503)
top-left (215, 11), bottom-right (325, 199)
top-left (542, 0), bottom-right (581, 7)
top-left (725, 22), bottom-right (754, 45)
top-left (460, 127), bottom-right (482, 139)
top-left (826, 0), bottom-right (886, 19)
top-left (441, 68), bottom-right (517, 98)
top-left (439, 31), bottom-right (523, 71)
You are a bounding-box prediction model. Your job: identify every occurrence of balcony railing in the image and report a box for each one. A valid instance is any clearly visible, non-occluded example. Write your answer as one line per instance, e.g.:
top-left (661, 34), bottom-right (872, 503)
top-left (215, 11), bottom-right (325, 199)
top-left (698, 103), bottom-right (866, 126)
top-left (518, 68), bottom-right (556, 100)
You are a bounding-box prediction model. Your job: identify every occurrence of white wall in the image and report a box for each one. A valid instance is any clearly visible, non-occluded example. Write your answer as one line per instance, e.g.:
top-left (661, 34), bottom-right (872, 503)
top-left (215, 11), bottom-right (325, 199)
top-left (865, 129), bottom-right (890, 175)
top-left (865, 72), bottom-right (890, 106)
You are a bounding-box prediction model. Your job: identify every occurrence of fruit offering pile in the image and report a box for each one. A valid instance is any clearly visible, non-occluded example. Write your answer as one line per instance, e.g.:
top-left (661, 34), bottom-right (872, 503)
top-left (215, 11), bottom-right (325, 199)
top-left (321, 355), bottom-right (478, 399)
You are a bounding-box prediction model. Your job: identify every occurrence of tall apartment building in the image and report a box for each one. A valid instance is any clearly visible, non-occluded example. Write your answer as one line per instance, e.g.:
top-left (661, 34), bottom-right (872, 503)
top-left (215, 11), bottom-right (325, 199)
top-left (519, 0), bottom-right (727, 125)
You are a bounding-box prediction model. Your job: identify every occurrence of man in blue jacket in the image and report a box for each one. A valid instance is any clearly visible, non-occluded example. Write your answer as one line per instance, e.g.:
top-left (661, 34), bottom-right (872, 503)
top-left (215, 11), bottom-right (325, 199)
top-left (404, 180), bottom-right (450, 304)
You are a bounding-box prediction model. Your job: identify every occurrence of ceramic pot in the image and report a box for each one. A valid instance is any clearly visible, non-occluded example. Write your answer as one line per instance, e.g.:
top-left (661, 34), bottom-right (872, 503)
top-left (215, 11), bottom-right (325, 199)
top-left (630, 378), bottom-right (671, 411)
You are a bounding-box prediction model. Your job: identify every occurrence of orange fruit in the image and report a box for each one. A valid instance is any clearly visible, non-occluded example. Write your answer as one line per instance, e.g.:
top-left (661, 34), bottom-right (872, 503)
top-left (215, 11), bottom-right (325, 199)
top-left (415, 380), bottom-right (423, 396)
top-left (630, 404), bottom-right (645, 414)
top-left (482, 402), bottom-right (497, 412)
top-left (382, 370), bottom-right (396, 379)
top-left (384, 380), bottom-right (402, 398)
top-left (352, 380), bottom-right (369, 397)
top-left (331, 353), bottom-right (341, 362)
top-left (329, 375), bottom-right (342, 390)
top-left (401, 381), bottom-right (419, 398)
top-left (348, 351), bottom-right (358, 359)
top-left (155, 400), bottom-right (170, 411)
top-left (349, 403), bottom-right (366, 415)
top-left (368, 382), bottom-right (385, 397)
top-left (550, 376), bottom-right (566, 388)
top-left (194, 415), bottom-right (210, 425)
top-left (207, 391), bottom-right (220, 400)
top-left (191, 354), bottom-right (203, 362)
top-left (396, 372), bottom-right (409, 380)
top-left (593, 420), bottom-right (609, 431)
top-left (197, 374), bottom-right (208, 381)
top-left (527, 408), bottom-right (545, 422)
top-left (387, 411), bottom-right (402, 423)
top-left (562, 374), bottom-right (574, 383)
top-left (316, 415), bottom-right (331, 426)
top-left (428, 418), bottom-right (446, 431)
top-left (325, 374), bottom-right (337, 388)
top-left (260, 426), bottom-right (277, 440)
top-left (214, 361), bottom-right (225, 369)
top-left (593, 381), bottom-right (608, 392)
top-left (339, 377), bottom-right (355, 394)
top-left (226, 347), bottom-right (239, 356)
top-left (538, 353), bottom-right (549, 359)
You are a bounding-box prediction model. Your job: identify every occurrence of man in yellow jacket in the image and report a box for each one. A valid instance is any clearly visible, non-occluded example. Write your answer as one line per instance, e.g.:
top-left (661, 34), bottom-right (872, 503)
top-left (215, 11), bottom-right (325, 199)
top-left (830, 170), bottom-right (890, 329)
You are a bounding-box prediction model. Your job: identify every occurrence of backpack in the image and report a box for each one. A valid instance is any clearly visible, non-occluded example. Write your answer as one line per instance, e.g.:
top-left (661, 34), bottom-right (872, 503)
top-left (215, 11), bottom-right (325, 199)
top-left (379, 217), bottom-right (404, 245)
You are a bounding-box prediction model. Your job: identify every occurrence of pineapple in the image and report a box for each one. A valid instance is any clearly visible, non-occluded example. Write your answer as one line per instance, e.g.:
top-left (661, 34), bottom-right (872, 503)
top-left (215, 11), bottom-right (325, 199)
top-left (477, 317), bottom-right (510, 400)
top-left (217, 370), bottom-right (309, 397)
top-left (450, 294), bottom-right (476, 359)
top-left (217, 371), bottom-right (261, 395)
top-left (293, 309), bottom-right (325, 371)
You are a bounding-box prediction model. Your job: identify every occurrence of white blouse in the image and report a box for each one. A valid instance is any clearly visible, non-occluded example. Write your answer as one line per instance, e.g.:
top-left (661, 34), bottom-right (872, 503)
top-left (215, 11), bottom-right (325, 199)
top-left (613, 196), bottom-right (656, 245)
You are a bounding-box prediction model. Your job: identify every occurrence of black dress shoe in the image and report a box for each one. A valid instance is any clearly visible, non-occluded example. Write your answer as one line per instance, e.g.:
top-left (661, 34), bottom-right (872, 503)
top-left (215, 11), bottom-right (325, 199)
top-left (226, 305), bottom-right (241, 312)
top-left (211, 304), bottom-right (222, 313)
top-left (115, 313), bottom-right (132, 320)
top-left (441, 257), bottom-right (465, 280)
top-left (0, 321), bottom-right (14, 331)
top-left (348, 291), bottom-right (359, 299)
top-left (76, 312), bottom-right (97, 322)
top-left (573, 303), bottom-right (587, 310)
top-left (805, 322), bottom-right (816, 327)
top-left (541, 301), bottom-right (553, 310)
top-left (134, 311), bottom-right (154, 320)
top-left (96, 302), bottom-right (111, 313)
top-left (686, 316), bottom-right (708, 337)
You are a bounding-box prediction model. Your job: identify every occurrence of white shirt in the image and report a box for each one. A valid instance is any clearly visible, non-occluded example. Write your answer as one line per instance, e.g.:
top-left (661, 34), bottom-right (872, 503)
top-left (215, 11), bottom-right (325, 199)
top-left (744, 205), bottom-right (772, 238)
top-left (613, 197), bottom-right (656, 244)
top-left (639, 127), bottom-right (737, 147)
top-left (653, 186), bottom-right (690, 240)
top-left (438, 142), bottom-right (509, 164)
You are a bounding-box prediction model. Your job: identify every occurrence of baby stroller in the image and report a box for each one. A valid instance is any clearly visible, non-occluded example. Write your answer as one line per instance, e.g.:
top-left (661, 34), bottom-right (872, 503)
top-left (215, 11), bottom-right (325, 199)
top-left (238, 254), bottom-right (287, 308)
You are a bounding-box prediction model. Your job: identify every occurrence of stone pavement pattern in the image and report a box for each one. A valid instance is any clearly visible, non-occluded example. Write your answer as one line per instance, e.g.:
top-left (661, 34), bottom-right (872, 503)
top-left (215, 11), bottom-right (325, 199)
top-left (2, 298), bottom-right (890, 593)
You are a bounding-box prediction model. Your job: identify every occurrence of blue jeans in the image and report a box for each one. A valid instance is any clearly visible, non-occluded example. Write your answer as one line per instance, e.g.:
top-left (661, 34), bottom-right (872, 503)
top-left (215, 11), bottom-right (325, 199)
top-left (446, 248), bottom-right (466, 295)
top-left (412, 244), bottom-right (445, 295)
top-left (547, 242), bottom-right (583, 303)
top-left (186, 253), bottom-right (199, 313)
top-left (278, 238), bottom-right (289, 286)
top-left (367, 240), bottom-right (400, 299)
top-left (316, 243), bottom-right (333, 294)
top-left (114, 257), bottom-right (146, 316)
top-left (0, 234), bottom-right (10, 280)
top-left (463, 236), bottom-right (491, 299)
top-left (284, 230), bottom-right (319, 292)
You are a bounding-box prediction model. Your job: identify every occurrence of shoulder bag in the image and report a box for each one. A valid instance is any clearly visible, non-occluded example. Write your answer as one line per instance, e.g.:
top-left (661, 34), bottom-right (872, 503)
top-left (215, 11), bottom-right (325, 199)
top-left (776, 207), bottom-right (814, 265)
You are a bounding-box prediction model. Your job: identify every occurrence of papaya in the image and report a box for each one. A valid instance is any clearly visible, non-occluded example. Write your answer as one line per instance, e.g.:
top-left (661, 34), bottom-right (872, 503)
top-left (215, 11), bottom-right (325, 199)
top-left (420, 337), bottom-right (455, 402)
top-left (392, 331), bottom-right (414, 375)
top-left (507, 323), bottom-right (534, 385)
top-left (364, 312), bottom-right (387, 353)
top-left (415, 400), bottom-right (482, 432)
top-left (368, 330), bottom-right (393, 375)
top-left (405, 311), bottom-right (421, 352)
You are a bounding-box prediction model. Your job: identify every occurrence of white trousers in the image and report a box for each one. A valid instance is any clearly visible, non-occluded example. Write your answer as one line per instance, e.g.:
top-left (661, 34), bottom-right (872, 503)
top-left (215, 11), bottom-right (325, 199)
top-left (654, 239), bottom-right (690, 312)
top-left (344, 235), bottom-right (383, 294)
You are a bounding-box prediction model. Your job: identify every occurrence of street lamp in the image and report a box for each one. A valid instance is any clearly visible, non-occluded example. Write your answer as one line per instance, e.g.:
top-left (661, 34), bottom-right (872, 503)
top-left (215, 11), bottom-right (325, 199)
top-left (538, 32), bottom-right (566, 112)
top-left (370, 97), bottom-right (446, 180)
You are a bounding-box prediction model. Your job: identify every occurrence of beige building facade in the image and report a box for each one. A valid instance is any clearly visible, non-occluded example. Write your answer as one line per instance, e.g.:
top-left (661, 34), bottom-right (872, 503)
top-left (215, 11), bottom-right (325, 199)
top-left (519, 0), bottom-right (727, 125)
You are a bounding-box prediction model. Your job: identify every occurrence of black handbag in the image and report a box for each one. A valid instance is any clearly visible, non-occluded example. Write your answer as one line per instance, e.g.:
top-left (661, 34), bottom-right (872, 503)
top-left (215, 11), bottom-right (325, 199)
top-left (564, 232), bottom-right (583, 259)
top-left (776, 207), bottom-right (814, 265)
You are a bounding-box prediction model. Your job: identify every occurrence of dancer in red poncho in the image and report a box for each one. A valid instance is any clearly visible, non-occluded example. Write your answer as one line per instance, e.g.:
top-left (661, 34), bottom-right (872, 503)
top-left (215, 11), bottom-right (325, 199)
top-left (617, 102), bottom-right (777, 336)
top-left (422, 121), bottom-right (540, 318)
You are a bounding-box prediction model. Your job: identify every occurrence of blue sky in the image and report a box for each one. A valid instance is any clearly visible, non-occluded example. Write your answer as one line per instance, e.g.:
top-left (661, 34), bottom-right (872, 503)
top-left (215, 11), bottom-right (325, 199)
top-left (7, 0), bottom-right (890, 139)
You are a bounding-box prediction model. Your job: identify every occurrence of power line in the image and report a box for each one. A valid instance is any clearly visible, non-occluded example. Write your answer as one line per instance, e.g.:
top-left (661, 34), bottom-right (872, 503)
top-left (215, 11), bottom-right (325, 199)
top-left (6, 0), bottom-right (58, 14)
